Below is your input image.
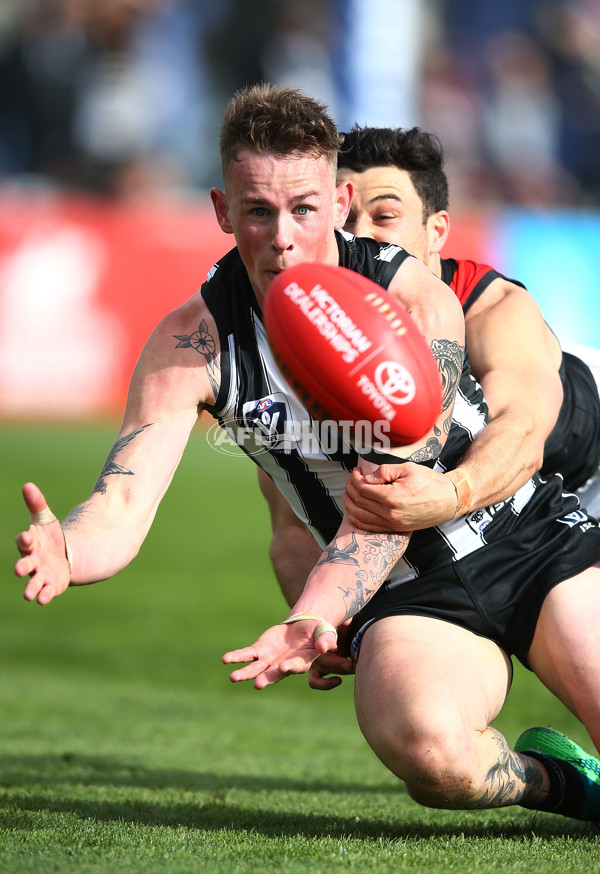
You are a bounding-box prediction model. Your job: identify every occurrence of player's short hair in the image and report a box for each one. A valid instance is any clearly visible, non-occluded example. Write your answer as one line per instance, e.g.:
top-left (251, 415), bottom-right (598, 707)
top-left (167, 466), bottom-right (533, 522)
top-left (338, 126), bottom-right (449, 220)
top-left (219, 83), bottom-right (342, 182)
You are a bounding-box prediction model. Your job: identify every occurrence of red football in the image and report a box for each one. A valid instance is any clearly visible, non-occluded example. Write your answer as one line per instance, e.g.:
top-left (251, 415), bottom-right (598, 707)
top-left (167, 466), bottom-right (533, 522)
top-left (264, 262), bottom-right (443, 446)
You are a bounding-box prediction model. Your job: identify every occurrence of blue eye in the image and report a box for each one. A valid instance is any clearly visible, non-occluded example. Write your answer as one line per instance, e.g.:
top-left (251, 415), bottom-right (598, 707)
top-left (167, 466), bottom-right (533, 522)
top-left (297, 206), bottom-right (310, 215)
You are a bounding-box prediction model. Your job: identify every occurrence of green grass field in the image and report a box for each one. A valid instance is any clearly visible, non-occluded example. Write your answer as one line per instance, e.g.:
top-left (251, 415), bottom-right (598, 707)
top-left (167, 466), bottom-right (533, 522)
top-left (0, 422), bottom-right (598, 873)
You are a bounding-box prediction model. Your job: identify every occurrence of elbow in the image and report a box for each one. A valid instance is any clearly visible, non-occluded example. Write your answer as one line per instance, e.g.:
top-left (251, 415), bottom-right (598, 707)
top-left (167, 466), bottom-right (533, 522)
top-left (522, 426), bottom-right (547, 479)
top-left (528, 446), bottom-right (546, 480)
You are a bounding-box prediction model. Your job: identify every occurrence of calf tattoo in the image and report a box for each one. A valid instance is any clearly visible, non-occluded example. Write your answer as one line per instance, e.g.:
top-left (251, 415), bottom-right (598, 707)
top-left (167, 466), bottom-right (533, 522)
top-left (93, 423), bottom-right (153, 495)
top-left (473, 728), bottom-right (544, 808)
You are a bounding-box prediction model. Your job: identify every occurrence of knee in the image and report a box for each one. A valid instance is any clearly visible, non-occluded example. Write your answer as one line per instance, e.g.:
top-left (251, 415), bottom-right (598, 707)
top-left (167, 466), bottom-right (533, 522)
top-left (368, 722), bottom-right (480, 808)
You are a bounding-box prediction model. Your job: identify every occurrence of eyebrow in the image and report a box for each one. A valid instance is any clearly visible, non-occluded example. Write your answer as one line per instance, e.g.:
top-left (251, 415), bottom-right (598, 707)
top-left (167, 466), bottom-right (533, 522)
top-left (241, 190), bottom-right (320, 207)
top-left (367, 193), bottom-right (402, 206)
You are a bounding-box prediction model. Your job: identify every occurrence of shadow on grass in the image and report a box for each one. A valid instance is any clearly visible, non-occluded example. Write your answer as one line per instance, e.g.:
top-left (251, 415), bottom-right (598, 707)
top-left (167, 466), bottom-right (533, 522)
top-left (1, 793), bottom-right (596, 841)
top-left (0, 754), bottom-right (597, 841)
top-left (0, 752), bottom-right (397, 795)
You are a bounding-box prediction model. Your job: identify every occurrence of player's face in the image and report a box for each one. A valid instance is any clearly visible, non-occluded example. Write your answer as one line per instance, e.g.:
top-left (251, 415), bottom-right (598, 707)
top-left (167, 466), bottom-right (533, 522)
top-left (212, 150), bottom-right (350, 304)
top-left (337, 166), bottom-right (437, 268)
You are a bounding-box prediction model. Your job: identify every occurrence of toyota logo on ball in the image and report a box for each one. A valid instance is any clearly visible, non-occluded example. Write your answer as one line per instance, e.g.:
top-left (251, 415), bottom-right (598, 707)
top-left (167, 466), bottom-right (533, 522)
top-left (374, 361), bottom-right (416, 405)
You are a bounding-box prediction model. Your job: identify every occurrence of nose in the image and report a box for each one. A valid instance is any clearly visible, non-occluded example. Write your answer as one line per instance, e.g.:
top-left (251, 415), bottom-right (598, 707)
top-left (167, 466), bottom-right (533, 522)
top-left (271, 215), bottom-right (294, 253)
top-left (353, 214), bottom-right (377, 241)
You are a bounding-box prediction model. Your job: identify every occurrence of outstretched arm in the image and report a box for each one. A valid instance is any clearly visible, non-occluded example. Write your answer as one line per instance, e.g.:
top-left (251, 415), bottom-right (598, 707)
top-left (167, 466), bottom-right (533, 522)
top-left (14, 296), bottom-right (217, 603)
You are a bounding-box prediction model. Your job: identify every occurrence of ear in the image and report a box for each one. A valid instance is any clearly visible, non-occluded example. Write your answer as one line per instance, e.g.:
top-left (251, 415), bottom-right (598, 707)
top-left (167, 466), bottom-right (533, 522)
top-left (427, 210), bottom-right (450, 254)
top-left (334, 179), bottom-right (353, 230)
top-left (210, 188), bottom-right (234, 234)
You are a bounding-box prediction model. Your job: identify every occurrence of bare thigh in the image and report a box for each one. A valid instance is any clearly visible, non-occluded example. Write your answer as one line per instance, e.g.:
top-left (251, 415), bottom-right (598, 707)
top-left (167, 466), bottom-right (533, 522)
top-left (528, 563), bottom-right (600, 749)
top-left (354, 615), bottom-right (512, 786)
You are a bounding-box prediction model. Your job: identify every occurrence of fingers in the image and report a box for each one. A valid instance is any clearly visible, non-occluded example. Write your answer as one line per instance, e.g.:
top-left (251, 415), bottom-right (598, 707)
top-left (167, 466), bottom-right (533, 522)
top-left (223, 639), bottom-right (320, 688)
top-left (22, 482), bottom-right (49, 516)
top-left (345, 469), bottom-right (394, 513)
top-left (344, 509), bottom-right (390, 532)
top-left (313, 628), bottom-right (339, 653)
top-left (225, 654), bottom-right (309, 688)
top-left (24, 578), bottom-right (58, 605)
top-left (309, 671), bottom-right (342, 690)
top-left (343, 489), bottom-right (394, 531)
top-left (363, 463), bottom-right (407, 484)
top-left (15, 528), bottom-right (34, 559)
top-left (222, 646), bottom-right (259, 665)
top-left (308, 651), bottom-right (355, 690)
top-left (227, 659), bottom-right (272, 683)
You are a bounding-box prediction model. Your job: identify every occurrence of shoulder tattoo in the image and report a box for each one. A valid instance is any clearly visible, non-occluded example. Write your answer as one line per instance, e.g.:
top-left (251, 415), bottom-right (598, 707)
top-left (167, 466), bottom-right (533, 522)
top-left (174, 319), bottom-right (220, 399)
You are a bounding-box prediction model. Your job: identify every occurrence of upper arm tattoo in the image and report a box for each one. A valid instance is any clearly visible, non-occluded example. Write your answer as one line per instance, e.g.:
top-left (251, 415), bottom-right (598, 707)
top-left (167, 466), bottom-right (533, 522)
top-left (431, 338), bottom-right (464, 411)
top-left (93, 423), bottom-right (153, 495)
top-left (174, 319), bottom-right (220, 399)
top-left (431, 340), bottom-right (465, 412)
top-left (431, 337), bottom-right (464, 436)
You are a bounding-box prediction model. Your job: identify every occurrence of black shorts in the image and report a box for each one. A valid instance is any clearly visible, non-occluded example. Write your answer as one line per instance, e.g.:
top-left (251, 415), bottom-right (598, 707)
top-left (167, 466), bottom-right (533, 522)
top-left (350, 494), bottom-right (600, 669)
top-left (542, 352), bottom-right (600, 490)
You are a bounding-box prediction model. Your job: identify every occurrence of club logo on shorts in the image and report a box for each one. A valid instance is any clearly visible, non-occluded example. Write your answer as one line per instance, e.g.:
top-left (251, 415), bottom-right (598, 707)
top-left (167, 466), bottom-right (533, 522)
top-left (557, 510), bottom-right (589, 528)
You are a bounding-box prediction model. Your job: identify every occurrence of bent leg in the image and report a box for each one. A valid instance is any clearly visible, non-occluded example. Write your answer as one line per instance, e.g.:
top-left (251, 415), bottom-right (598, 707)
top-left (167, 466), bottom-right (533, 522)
top-left (354, 615), bottom-right (531, 809)
top-left (528, 564), bottom-right (600, 750)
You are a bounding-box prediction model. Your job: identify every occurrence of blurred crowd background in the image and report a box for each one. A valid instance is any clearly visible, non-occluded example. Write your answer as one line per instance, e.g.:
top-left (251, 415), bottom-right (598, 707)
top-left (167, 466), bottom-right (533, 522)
top-left (1, 0), bottom-right (599, 208)
top-left (1, 0), bottom-right (599, 419)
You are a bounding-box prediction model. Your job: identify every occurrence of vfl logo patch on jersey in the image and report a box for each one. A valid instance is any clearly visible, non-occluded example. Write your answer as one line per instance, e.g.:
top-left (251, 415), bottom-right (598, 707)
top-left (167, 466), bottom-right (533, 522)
top-left (242, 393), bottom-right (291, 450)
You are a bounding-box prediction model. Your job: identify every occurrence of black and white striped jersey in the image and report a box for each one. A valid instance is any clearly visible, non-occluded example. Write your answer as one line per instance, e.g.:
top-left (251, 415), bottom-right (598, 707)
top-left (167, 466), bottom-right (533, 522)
top-left (201, 231), bottom-right (542, 584)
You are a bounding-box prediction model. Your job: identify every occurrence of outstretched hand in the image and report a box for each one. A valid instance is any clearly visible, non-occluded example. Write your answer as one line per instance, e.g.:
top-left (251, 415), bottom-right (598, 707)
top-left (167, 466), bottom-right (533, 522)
top-left (14, 482), bottom-right (71, 605)
top-left (223, 619), bottom-right (339, 689)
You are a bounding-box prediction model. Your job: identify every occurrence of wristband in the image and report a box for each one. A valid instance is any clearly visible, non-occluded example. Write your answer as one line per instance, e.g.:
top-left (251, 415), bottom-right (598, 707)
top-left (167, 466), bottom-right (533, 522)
top-left (447, 467), bottom-right (473, 517)
top-left (283, 611), bottom-right (337, 642)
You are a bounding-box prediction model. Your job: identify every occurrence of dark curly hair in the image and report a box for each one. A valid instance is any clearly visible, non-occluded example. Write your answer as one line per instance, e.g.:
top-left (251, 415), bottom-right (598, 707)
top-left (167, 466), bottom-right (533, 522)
top-left (338, 125), bottom-right (449, 219)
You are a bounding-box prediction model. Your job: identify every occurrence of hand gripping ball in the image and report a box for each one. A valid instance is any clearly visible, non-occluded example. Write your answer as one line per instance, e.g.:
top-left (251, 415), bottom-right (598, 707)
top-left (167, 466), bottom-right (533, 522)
top-left (264, 263), bottom-right (443, 446)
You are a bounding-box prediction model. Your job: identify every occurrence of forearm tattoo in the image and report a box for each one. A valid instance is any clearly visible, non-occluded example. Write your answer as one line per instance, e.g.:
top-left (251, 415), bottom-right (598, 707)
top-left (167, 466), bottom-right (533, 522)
top-left (174, 319), bottom-right (220, 398)
top-left (93, 423), bottom-right (153, 495)
top-left (318, 531), bottom-right (410, 623)
top-left (408, 436), bottom-right (443, 463)
top-left (472, 728), bottom-right (543, 809)
top-left (317, 532), bottom-right (360, 565)
top-left (431, 338), bottom-right (464, 435)
top-left (62, 503), bottom-right (90, 531)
